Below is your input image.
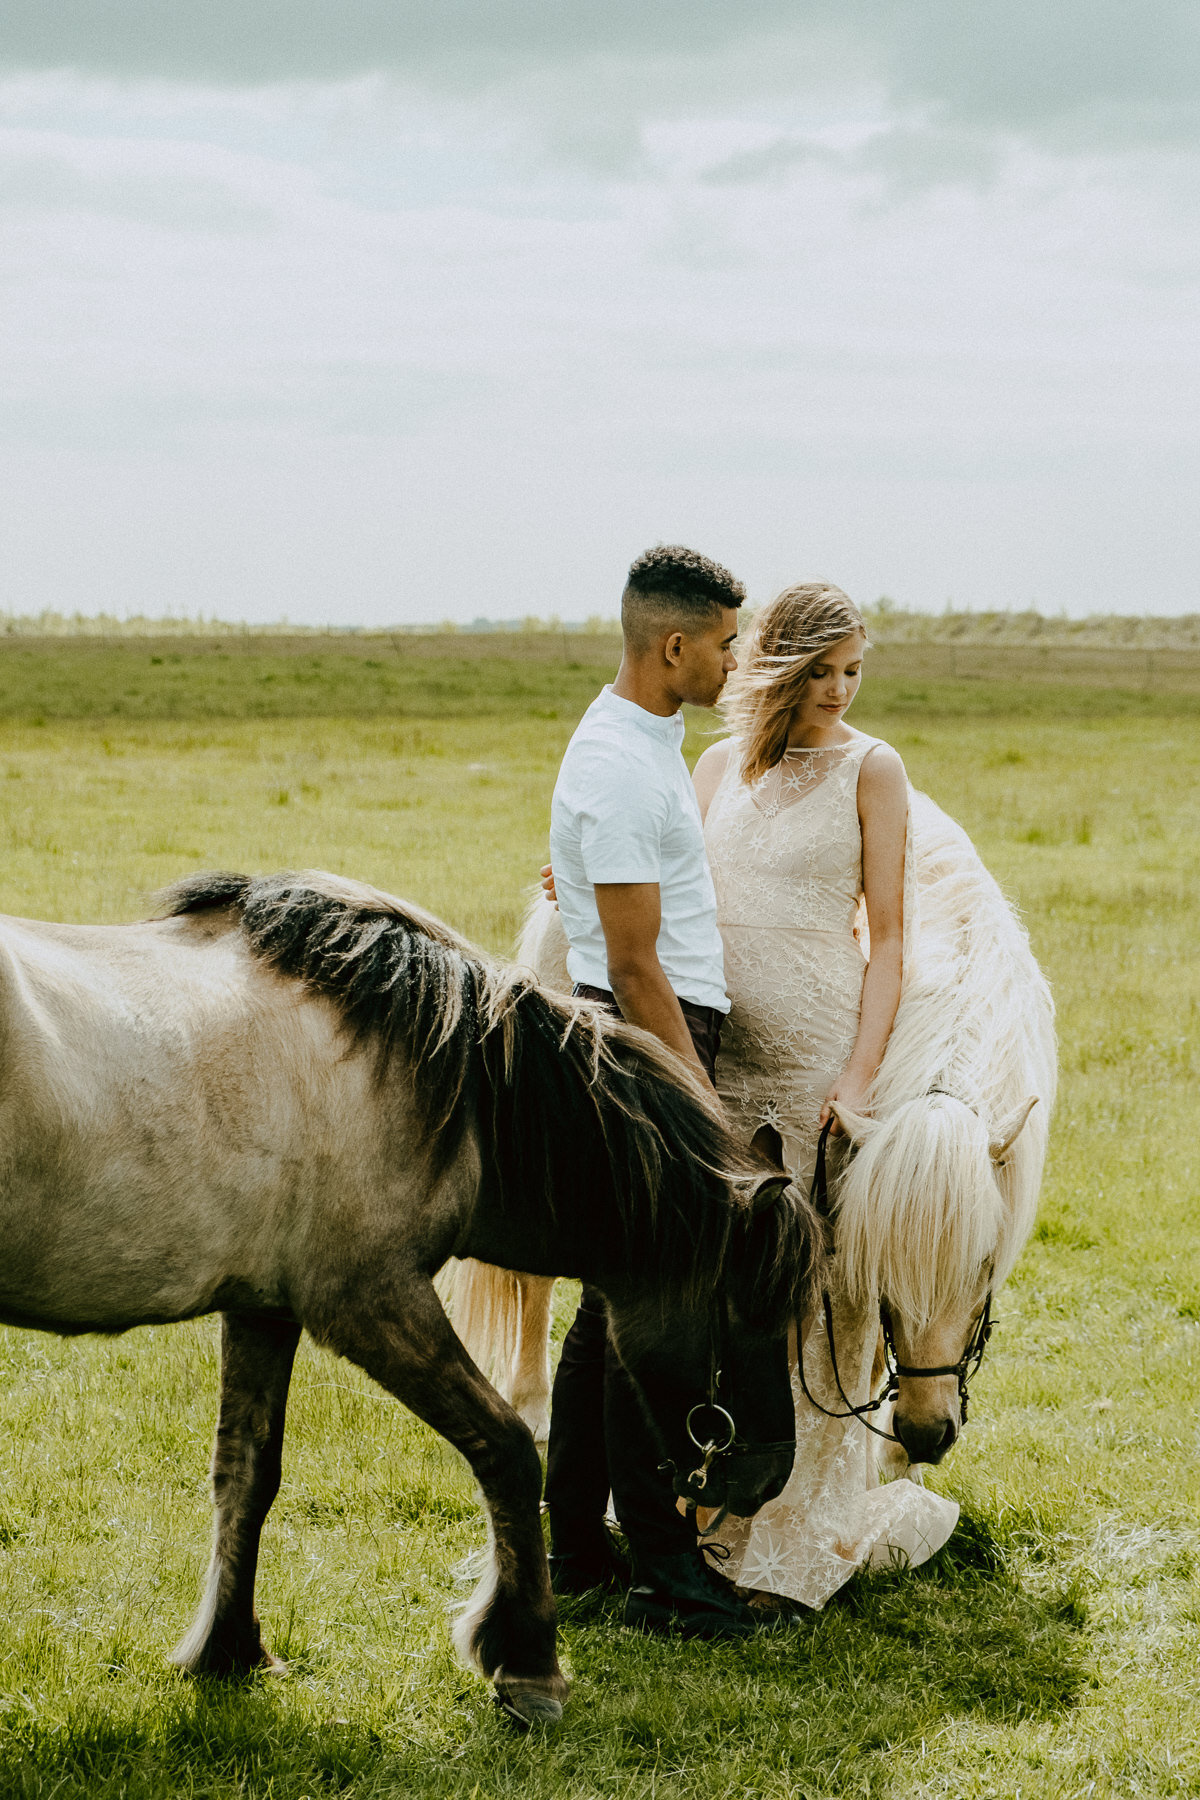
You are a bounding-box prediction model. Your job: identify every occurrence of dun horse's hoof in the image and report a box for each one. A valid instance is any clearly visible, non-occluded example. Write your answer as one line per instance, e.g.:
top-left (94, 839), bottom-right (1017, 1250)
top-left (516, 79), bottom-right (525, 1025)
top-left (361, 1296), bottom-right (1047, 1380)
top-left (170, 1632), bottom-right (286, 1680)
top-left (492, 1669), bottom-right (567, 1730)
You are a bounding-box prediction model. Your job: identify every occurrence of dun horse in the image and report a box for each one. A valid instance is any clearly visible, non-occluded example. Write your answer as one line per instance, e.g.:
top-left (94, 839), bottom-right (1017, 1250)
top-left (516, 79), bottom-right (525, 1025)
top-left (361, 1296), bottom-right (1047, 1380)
top-left (451, 789), bottom-right (1055, 1477)
top-left (0, 872), bottom-right (824, 1725)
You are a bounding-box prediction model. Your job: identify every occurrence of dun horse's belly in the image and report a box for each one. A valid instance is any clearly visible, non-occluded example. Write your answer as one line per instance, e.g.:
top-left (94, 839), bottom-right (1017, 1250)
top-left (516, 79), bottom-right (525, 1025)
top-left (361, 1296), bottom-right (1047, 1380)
top-left (0, 1165), bottom-right (296, 1332)
top-left (0, 1081), bottom-right (339, 1332)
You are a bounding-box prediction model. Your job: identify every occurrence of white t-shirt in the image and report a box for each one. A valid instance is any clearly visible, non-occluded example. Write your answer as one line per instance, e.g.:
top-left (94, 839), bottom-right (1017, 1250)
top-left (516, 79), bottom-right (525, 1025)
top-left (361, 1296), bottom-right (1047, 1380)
top-left (549, 686), bottom-right (729, 1013)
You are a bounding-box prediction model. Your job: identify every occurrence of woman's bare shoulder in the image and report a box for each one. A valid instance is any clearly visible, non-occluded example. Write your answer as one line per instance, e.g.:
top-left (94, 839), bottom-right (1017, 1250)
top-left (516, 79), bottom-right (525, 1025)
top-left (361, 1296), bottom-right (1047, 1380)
top-left (692, 737), bottom-right (736, 822)
top-left (857, 738), bottom-right (907, 805)
top-left (693, 738), bottom-right (734, 778)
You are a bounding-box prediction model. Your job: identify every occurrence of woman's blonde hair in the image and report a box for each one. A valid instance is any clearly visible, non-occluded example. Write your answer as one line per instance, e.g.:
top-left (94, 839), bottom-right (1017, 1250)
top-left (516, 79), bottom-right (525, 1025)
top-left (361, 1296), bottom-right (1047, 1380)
top-left (721, 582), bottom-right (868, 784)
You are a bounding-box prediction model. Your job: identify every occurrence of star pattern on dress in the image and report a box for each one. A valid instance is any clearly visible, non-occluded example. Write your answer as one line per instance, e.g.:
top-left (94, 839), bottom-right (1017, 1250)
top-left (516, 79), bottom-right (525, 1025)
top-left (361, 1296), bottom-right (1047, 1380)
top-left (738, 1531), bottom-right (793, 1592)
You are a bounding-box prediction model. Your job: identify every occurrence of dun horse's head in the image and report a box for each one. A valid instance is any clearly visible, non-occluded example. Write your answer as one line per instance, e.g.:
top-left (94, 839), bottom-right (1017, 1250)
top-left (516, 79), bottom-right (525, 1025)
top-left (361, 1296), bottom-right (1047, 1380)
top-left (604, 1170), bottom-right (821, 1521)
top-left (830, 1092), bottom-right (1041, 1466)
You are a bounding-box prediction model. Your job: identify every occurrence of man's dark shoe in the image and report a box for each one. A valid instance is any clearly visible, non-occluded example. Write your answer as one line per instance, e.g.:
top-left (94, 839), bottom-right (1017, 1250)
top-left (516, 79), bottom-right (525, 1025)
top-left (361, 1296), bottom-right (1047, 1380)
top-left (623, 1548), bottom-right (760, 1638)
top-left (548, 1528), bottom-right (630, 1597)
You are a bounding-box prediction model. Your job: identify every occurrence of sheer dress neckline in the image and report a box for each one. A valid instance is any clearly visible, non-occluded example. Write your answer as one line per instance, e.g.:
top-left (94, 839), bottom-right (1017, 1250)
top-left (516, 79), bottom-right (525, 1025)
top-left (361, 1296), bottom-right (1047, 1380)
top-left (749, 738), bottom-right (861, 820)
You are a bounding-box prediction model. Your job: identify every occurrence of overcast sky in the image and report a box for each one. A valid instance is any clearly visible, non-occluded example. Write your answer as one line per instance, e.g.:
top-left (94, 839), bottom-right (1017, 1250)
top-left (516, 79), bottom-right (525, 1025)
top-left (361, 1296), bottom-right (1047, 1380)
top-left (2, 3), bottom-right (1198, 623)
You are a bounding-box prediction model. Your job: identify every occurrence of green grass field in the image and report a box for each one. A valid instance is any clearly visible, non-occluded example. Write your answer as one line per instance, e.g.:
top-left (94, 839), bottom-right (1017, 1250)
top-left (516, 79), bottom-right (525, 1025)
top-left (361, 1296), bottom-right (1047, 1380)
top-left (0, 650), bottom-right (1197, 1799)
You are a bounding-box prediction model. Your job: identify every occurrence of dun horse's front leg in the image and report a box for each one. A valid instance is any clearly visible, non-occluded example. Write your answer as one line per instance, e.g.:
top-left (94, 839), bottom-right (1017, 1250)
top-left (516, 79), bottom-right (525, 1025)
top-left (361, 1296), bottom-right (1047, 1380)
top-left (172, 1313), bottom-right (301, 1676)
top-left (323, 1276), bottom-right (567, 1727)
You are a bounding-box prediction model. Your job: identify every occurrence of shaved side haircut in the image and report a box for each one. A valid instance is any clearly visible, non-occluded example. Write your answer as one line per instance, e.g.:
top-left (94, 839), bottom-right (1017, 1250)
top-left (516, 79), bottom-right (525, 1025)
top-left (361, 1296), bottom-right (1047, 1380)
top-left (621, 545), bottom-right (746, 653)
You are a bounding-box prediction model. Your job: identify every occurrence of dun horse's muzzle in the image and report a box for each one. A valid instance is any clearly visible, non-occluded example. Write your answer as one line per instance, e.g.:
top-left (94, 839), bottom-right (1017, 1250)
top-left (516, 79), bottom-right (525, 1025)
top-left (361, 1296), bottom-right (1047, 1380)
top-left (672, 1439), bottom-right (795, 1524)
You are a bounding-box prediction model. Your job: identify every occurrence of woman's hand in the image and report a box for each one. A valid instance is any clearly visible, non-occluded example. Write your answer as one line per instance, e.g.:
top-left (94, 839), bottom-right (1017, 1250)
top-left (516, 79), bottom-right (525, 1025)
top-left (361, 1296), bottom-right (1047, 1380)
top-left (820, 1073), bottom-right (871, 1136)
top-left (540, 864), bottom-right (558, 904)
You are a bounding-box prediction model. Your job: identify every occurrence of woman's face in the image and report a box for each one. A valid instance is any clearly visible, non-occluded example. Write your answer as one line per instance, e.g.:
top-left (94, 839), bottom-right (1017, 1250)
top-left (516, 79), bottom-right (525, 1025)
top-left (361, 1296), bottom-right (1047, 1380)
top-left (790, 632), bottom-right (866, 733)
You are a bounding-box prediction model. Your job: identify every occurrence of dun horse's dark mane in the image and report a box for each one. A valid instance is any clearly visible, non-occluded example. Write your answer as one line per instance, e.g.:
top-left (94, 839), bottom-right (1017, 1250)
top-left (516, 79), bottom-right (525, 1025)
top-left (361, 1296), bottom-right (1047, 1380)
top-left (155, 871), bottom-right (820, 1327)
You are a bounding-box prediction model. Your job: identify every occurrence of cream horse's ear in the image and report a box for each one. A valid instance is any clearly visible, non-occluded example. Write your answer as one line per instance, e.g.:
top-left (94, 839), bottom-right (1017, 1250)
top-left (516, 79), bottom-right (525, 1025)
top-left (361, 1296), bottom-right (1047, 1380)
top-left (989, 1096), bottom-right (1038, 1162)
top-left (829, 1101), bottom-right (877, 1145)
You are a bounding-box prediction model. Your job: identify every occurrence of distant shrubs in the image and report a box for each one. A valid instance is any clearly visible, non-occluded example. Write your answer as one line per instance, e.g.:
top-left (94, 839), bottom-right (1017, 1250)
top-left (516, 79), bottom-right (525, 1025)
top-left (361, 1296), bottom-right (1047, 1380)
top-left (860, 601), bottom-right (1200, 649)
top-left (1, 603), bottom-right (1196, 647)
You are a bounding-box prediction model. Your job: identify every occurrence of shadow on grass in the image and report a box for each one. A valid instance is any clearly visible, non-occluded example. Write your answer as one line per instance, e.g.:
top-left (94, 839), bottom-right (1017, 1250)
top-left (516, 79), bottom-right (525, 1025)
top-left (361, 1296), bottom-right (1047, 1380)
top-left (0, 1680), bottom-right (458, 1800)
top-left (562, 1512), bottom-right (1090, 1790)
top-left (817, 1510), bottom-right (1089, 1725)
top-left (0, 1518), bottom-right (1089, 1800)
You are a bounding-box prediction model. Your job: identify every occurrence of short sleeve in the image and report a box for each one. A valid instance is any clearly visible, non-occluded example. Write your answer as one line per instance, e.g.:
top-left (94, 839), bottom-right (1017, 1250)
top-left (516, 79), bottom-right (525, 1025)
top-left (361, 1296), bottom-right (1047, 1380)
top-left (578, 767), bottom-right (667, 884)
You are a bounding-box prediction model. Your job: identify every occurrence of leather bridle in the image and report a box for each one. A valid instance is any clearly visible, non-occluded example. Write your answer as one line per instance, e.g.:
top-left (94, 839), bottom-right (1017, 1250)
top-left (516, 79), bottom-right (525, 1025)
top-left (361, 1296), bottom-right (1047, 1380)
top-left (660, 1287), bottom-right (796, 1535)
top-left (795, 1119), bottom-right (996, 1444)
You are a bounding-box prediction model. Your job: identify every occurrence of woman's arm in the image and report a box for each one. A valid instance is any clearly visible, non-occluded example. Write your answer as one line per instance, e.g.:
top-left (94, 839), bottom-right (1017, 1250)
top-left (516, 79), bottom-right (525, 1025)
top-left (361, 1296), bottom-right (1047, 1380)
top-left (821, 743), bottom-right (908, 1131)
top-left (692, 739), bottom-right (733, 823)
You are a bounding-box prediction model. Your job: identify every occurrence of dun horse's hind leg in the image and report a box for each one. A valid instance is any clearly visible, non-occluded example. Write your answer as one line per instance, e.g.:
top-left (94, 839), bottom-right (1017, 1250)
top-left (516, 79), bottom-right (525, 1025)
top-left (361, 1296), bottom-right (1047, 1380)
top-left (171, 1313), bottom-right (301, 1677)
top-left (323, 1276), bottom-right (567, 1727)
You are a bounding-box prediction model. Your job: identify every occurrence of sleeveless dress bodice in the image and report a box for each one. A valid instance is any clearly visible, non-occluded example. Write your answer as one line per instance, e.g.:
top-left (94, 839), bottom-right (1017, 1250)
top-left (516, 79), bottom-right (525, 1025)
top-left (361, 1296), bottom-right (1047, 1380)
top-left (705, 733), bottom-right (876, 1183)
top-left (702, 731), bottom-right (959, 1608)
top-left (709, 736), bottom-right (872, 935)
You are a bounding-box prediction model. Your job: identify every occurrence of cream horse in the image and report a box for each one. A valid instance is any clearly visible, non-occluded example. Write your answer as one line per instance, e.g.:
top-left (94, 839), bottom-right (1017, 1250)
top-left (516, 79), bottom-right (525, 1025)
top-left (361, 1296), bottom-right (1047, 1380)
top-left (449, 788), bottom-right (1056, 1470)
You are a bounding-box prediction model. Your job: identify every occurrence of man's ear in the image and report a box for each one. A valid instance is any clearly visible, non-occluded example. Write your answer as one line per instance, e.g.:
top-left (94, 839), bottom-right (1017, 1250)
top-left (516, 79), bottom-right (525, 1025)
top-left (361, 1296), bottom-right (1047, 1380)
top-left (663, 630), bottom-right (685, 666)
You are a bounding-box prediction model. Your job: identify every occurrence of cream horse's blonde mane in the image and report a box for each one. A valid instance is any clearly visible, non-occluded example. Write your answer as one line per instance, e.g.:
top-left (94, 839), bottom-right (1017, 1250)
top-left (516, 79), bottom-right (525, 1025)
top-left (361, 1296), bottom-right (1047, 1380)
top-left (833, 790), bottom-right (1056, 1327)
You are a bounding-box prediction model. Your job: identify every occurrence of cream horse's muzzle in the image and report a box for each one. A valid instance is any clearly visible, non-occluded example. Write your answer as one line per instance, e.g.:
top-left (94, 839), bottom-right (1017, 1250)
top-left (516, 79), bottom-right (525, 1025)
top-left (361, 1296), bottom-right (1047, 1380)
top-left (891, 1407), bottom-right (959, 1465)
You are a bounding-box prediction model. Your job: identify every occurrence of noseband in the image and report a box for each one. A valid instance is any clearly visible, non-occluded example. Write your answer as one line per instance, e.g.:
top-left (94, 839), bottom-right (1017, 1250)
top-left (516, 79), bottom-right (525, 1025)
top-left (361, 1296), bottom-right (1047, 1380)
top-left (795, 1120), bottom-right (996, 1443)
top-left (659, 1288), bottom-right (795, 1535)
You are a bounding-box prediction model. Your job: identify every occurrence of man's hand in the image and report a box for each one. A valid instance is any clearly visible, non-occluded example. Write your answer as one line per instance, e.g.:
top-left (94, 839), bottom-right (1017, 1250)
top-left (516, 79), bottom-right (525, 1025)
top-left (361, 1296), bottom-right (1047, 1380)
top-left (539, 863), bottom-right (558, 905)
top-left (594, 882), bottom-right (713, 1088)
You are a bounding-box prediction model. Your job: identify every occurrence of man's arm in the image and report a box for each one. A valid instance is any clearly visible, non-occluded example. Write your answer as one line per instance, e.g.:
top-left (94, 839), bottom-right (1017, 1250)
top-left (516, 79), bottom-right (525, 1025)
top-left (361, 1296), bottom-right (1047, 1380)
top-left (593, 882), bottom-right (712, 1085)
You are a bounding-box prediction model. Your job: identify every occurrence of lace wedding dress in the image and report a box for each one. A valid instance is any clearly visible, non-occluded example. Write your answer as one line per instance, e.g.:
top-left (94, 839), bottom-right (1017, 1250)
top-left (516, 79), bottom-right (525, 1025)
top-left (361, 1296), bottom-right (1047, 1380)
top-left (704, 730), bottom-right (959, 1607)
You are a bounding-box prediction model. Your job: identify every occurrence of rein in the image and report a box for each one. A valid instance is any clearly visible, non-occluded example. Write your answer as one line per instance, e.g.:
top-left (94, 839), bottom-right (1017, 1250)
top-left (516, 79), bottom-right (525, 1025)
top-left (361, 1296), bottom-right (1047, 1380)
top-left (795, 1120), bottom-right (995, 1444)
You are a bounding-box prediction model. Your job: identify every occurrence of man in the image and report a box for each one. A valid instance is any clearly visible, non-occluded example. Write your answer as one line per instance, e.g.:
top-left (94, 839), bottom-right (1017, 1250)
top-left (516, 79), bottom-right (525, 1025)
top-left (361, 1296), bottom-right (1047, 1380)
top-left (544, 543), bottom-right (758, 1638)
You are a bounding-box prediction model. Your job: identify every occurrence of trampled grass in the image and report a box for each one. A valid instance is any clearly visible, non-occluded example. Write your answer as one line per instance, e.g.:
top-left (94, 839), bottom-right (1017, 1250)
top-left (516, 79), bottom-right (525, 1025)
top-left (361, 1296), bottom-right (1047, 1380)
top-left (0, 652), bottom-right (1197, 1798)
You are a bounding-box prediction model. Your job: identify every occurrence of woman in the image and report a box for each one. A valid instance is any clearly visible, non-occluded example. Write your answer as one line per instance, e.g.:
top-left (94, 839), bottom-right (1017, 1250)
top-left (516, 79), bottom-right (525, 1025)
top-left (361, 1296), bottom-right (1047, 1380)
top-left (694, 581), bottom-right (958, 1608)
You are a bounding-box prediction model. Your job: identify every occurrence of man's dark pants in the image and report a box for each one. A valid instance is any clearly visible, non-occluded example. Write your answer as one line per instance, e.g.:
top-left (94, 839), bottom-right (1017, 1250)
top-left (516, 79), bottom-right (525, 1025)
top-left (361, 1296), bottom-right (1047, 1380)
top-left (543, 985), bottom-right (723, 1558)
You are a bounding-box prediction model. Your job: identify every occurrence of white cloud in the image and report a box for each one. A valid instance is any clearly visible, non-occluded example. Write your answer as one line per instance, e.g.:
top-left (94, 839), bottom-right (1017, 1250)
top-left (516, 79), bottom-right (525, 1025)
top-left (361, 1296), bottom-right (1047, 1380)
top-left (0, 33), bottom-right (1196, 623)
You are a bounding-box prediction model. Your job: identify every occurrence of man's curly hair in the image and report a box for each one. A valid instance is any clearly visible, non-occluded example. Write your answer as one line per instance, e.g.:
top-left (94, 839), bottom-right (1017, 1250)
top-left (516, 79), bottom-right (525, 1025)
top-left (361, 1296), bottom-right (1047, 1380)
top-left (622, 545), bottom-right (745, 651)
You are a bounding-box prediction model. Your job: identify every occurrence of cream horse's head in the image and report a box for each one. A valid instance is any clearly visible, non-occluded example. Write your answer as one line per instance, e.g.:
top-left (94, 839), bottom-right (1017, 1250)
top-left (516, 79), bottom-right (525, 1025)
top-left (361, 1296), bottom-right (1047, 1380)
top-left (830, 1091), bottom-right (1040, 1466)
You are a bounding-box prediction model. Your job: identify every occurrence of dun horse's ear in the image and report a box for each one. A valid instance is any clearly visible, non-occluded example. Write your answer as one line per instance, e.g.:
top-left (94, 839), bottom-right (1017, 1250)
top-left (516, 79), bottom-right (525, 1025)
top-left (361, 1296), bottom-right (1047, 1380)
top-left (748, 1173), bottom-right (791, 1215)
top-left (989, 1096), bottom-right (1038, 1162)
top-left (829, 1101), bottom-right (875, 1145)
